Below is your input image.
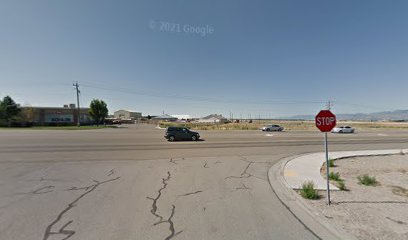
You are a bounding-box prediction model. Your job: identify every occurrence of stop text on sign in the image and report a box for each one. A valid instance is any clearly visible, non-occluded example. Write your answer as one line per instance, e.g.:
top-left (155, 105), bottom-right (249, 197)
top-left (316, 117), bottom-right (336, 126)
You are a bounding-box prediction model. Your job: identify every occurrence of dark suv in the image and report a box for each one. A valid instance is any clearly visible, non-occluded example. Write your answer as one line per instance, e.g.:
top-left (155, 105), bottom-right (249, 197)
top-left (164, 127), bottom-right (200, 141)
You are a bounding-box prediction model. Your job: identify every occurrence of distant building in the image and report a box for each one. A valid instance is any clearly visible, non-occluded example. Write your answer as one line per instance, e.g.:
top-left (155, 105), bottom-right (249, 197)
top-left (171, 115), bottom-right (191, 120)
top-left (198, 114), bottom-right (228, 124)
top-left (114, 110), bottom-right (142, 120)
top-left (152, 114), bottom-right (178, 122)
top-left (20, 104), bottom-right (92, 125)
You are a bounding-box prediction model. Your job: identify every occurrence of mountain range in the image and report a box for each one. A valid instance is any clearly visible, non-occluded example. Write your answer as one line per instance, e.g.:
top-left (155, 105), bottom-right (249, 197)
top-left (282, 110), bottom-right (408, 121)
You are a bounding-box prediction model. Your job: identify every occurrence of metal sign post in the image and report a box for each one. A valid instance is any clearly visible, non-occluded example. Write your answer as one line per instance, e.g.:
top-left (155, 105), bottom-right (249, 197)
top-left (315, 109), bottom-right (336, 206)
top-left (324, 132), bottom-right (331, 205)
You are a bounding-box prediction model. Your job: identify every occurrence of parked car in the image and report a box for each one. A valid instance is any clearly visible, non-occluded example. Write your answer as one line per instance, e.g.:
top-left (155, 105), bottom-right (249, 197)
top-left (332, 126), bottom-right (355, 133)
top-left (261, 125), bottom-right (284, 132)
top-left (112, 120), bottom-right (122, 125)
top-left (164, 127), bottom-right (200, 141)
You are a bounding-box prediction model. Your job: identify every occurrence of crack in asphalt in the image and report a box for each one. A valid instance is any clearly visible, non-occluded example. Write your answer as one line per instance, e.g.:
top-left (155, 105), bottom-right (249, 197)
top-left (241, 161), bottom-right (253, 176)
top-left (169, 158), bottom-right (179, 164)
top-left (32, 185), bottom-right (55, 194)
top-left (147, 171), bottom-right (171, 223)
top-left (147, 171), bottom-right (183, 240)
top-left (386, 216), bottom-right (407, 225)
top-left (43, 176), bottom-right (121, 240)
top-left (178, 190), bottom-right (203, 197)
top-left (65, 181), bottom-right (99, 191)
top-left (51, 220), bottom-right (75, 240)
top-left (225, 158), bottom-right (271, 182)
top-left (234, 184), bottom-right (251, 191)
top-left (225, 161), bottom-right (253, 180)
top-left (155, 205), bottom-right (183, 240)
top-left (107, 169), bottom-right (115, 176)
top-left (240, 155), bottom-right (272, 166)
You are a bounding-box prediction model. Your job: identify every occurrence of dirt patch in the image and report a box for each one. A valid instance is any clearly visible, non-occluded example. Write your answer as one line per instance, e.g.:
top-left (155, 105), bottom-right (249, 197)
top-left (391, 186), bottom-right (408, 198)
top-left (309, 154), bottom-right (408, 240)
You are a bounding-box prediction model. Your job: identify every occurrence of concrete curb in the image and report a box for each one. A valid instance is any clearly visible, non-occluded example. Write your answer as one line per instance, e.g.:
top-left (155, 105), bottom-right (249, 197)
top-left (268, 149), bottom-right (408, 240)
top-left (268, 155), bottom-right (354, 240)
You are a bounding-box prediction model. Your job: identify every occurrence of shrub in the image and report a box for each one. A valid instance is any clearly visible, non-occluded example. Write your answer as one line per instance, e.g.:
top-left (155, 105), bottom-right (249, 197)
top-left (329, 172), bottom-right (341, 181)
top-left (300, 181), bottom-right (319, 199)
top-left (357, 174), bottom-right (378, 186)
top-left (328, 159), bottom-right (335, 167)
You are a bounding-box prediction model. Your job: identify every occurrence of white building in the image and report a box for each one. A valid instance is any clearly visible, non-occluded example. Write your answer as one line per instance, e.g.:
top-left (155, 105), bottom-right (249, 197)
top-left (171, 114), bottom-right (191, 120)
top-left (198, 114), bottom-right (228, 124)
top-left (152, 114), bottom-right (178, 122)
top-left (114, 110), bottom-right (142, 120)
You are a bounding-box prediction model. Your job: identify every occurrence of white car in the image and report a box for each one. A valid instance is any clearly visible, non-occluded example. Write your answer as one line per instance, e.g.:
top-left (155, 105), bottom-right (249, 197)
top-left (261, 125), bottom-right (284, 132)
top-left (332, 126), bottom-right (355, 133)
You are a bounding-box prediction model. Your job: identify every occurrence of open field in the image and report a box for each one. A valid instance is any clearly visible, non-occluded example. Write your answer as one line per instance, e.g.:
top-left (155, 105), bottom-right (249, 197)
top-left (311, 154), bottom-right (408, 240)
top-left (160, 120), bottom-right (408, 131)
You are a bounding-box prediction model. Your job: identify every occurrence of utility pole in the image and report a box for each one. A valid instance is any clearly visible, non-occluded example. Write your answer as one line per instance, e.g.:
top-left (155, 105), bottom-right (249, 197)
top-left (326, 100), bottom-right (332, 110)
top-left (73, 82), bottom-right (81, 127)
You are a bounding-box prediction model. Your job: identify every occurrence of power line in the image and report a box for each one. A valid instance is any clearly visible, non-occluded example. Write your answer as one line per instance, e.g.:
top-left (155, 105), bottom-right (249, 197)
top-left (80, 83), bottom-right (326, 106)
top-left (79, 82), bottom-right (396, 112)
top-left (334, 101), bottom-right (395, 112)
top-left (326, 100), bottom-right (332, 110)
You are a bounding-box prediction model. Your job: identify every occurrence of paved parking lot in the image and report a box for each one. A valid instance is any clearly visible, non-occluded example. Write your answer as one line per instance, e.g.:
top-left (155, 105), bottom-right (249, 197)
top-left (1, 124), bottom-right (408, 240)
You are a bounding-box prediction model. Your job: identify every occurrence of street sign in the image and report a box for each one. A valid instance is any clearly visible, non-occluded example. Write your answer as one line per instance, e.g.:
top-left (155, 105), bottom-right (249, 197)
top-left (315, 110), bottom-right (336, 132)
top-left (315, 109), bottom-right (337, 205)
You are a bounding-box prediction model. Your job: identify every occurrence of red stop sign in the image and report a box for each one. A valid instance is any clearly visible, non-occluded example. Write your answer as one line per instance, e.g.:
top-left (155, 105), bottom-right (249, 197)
top-left (315, 110), bottom-right (336, 132)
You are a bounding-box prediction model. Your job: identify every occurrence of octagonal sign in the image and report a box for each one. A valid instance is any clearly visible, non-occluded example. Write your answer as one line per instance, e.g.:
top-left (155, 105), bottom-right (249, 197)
top-left (315, 110), bottom-right (336, 132)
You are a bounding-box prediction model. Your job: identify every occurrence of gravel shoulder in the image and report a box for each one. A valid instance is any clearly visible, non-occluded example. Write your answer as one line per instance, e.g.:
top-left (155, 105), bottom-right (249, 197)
top-left (309, 154), bottom-right (408, 240)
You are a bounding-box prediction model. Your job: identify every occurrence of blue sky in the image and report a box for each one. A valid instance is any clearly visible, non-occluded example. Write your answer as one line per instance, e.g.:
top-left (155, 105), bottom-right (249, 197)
top-left (1, 0), bottom-right (407, 117)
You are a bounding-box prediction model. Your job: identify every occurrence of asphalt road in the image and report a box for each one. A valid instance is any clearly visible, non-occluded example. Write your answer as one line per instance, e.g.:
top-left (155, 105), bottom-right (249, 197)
top-left (1, 124), bottom-right (407, 240)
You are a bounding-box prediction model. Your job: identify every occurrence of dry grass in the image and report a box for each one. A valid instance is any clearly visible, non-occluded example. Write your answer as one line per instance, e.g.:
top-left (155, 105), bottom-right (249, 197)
top-left (160, 120), bottom-right (320, 131)
top-left (346, 121), bottom-right (408, 130)
top-left (159, 122), bottom-right (261, 130)
top-left (358, 174), bottom-right (379, 186)
top-left (159, 120), bottom-right (408, 131)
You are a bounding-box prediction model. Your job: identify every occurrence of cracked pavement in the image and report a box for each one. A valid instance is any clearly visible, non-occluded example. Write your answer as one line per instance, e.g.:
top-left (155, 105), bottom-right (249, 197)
top-left (43, 176), bottom-right (121, 240)
top-left (1, 124), bottom-right (408, 239)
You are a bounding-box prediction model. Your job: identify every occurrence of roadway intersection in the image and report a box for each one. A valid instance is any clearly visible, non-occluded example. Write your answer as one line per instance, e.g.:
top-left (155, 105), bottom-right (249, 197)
top-left (1, 124), bottom-right (407, 240)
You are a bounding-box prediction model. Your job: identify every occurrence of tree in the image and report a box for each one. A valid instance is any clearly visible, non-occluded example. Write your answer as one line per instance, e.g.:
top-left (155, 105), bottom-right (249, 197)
top-left (89, 99), bottom-right (108, 126)
top-left (22, 107), bottom-right (35, 122)
top-left (0, 96), bottom-right (21, 127)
